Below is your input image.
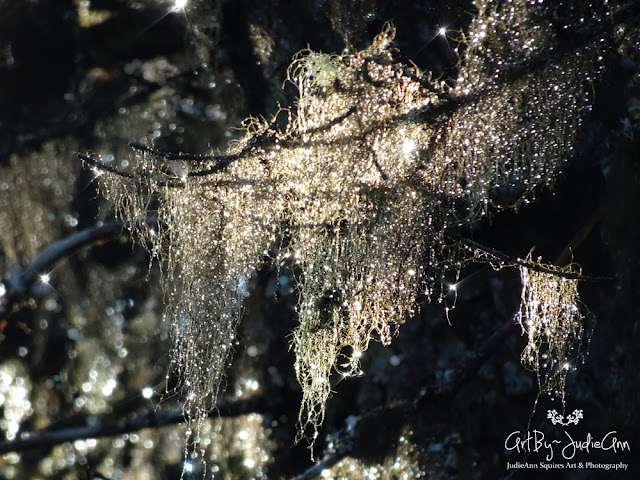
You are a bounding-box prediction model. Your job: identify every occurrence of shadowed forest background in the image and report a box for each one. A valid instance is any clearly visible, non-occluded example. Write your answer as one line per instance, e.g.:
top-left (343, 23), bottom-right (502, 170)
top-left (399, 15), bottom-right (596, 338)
top-left (0, 0), bottom-right (639, 479)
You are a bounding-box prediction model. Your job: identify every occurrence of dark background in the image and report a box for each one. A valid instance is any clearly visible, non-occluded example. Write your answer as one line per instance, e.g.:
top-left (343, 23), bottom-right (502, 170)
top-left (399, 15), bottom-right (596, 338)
top-left (0, 0), bottom-right (638, 478)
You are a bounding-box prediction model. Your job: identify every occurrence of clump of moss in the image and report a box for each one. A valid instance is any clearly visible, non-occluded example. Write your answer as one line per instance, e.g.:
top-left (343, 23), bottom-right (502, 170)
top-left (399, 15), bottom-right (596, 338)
top-left (95, 0), bottom-right (607, 447)
top-left (515, 262), bottom-right (585, 405)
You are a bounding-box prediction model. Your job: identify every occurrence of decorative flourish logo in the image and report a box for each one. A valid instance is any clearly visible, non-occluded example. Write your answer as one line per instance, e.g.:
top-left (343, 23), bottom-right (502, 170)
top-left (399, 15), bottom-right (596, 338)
top-left (547, 409), bottom-right (584, 426)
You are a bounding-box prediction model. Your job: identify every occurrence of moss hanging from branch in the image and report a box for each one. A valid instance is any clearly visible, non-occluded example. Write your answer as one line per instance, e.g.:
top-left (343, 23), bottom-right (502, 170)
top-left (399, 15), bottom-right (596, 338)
top-left (515, 260), bottom-right (586, 405)
top-left (87, 0), bottom-right (611, 448)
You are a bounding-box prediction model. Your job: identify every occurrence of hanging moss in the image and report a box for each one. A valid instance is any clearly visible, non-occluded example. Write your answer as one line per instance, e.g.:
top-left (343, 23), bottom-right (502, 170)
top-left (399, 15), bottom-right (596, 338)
top-left (515, 260), bottom-right (585, 405)
top-left (94, 0), bottom-right (609, 451)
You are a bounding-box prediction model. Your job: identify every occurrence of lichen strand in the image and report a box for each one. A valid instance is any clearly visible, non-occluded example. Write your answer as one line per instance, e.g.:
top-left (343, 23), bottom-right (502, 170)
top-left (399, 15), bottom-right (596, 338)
top-left (163, 170), bottom-right (280, 417)
top-left (97, 144), bottom-right (281, 436)
top-left (515, 264), bottom-right (585, 405)
top-left (282, 27), bottom-right (444, 437)
top-left (281, 1), bottom-right (604, 436)
top-left (441, 1), bottom-right (606, 209)
top-left (97, 0), bottom-right (608, 445)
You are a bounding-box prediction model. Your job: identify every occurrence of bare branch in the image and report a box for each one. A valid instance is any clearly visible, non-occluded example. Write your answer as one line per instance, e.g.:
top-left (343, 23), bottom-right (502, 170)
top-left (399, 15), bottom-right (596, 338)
top-left (1, 221), bottom-right (125, 317)
top-left (78, 153), bottom-right (186, 188)
top-left (128, 141), bottom-right (238, 173)
top-left (0, 396), bottom-right (269, 455)
top-left (81, 106), bottom-right (361, 187)
top-left (79, 147), bottom-right (238, 187)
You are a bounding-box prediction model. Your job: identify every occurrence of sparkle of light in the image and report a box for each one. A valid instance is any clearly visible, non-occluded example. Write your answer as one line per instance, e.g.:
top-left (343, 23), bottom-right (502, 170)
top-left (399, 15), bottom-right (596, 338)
top-left (402, 139), bottom-right (415, 156)
top-left (172, 0), bottom-right (188, 13)
top-left (101, 378), bottom-right (117, 396)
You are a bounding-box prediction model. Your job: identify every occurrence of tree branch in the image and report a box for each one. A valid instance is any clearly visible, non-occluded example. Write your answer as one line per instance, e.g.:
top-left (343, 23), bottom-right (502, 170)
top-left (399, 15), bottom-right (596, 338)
top-left (1, 221), bottom-right (125, 317)
top-left (448, 234), bottom-right (615, 282)
top-left (129, 141), bottom-right (237, 175)
top-left (78, 153), bottom-right (186, 188)
top-left (81, 105), bottom-right (361, 187)
top-left (0, 396), bottom-right (269, 455)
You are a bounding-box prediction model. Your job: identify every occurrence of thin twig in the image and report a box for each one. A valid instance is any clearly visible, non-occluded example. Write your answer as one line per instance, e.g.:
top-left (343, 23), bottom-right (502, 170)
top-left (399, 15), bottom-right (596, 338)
top-left (78, 153), bottom-right (185, 188)
top-left (80, 148), bottom-right (239, 187)
top-left (129, 141), bottom-right (238, 175)
top-left (447, 234), bottom-right (615, 282)
top-left (129, 141), bottom-right (219, 161)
